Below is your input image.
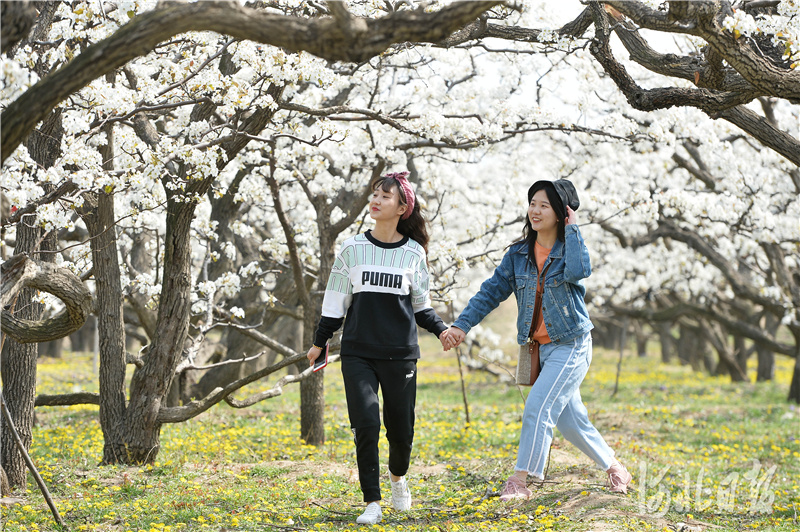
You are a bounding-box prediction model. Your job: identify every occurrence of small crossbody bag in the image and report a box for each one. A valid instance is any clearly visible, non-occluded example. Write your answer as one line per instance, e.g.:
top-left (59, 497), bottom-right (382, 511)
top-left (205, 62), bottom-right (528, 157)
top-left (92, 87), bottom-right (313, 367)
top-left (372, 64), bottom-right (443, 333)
top-left (516, 264), bottom-right (549, 386)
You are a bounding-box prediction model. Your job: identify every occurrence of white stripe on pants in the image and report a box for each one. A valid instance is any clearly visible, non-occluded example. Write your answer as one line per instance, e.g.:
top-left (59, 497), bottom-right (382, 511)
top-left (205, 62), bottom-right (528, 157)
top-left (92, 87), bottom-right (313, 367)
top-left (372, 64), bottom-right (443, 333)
top-left (515, 332), bottom-right (616, 478)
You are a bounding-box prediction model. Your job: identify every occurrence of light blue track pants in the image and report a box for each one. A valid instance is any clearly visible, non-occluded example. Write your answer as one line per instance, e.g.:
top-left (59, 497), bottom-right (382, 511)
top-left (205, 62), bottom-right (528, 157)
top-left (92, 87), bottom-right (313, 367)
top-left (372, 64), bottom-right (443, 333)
top-left (515, 332), bottom-right (616, 479)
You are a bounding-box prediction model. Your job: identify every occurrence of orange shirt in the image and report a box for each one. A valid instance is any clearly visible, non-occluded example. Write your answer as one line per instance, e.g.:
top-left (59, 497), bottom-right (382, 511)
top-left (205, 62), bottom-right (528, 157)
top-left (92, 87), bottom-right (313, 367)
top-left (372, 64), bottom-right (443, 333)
top-left (532, 241), bottom-right (552, 344)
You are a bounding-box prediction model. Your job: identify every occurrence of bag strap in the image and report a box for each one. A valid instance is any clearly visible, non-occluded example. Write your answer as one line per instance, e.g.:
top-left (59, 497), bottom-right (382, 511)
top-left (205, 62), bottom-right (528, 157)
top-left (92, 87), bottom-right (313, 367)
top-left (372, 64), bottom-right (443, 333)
top-left (528, 262), bottom-right (550, 341)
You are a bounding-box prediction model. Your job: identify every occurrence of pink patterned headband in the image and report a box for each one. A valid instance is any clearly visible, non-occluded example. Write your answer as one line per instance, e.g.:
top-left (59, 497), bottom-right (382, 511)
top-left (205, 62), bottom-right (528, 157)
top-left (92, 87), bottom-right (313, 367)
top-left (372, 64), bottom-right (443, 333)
top-left (384, 171), bottom-right (415, 220)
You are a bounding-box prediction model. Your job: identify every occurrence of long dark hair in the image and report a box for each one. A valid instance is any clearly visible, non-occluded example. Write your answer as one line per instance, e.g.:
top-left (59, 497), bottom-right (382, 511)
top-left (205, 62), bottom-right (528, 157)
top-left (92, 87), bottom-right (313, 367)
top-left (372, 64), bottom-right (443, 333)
top-left (372, 175), bottom-right (430, 255)
top-left (513, 181), bottom-right (566, 268)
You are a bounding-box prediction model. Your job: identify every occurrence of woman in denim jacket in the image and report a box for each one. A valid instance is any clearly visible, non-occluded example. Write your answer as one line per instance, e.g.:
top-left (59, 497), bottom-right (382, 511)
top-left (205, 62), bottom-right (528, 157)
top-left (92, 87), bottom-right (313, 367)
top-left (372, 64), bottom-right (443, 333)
top-left (444, 179), bottom-right (632, 499)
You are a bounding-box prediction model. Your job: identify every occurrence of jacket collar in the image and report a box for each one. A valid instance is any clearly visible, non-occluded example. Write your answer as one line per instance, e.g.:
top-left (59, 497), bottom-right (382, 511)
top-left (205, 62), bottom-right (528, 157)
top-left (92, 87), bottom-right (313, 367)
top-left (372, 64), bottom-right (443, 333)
top-left (511, 238), bottom-right (565, 260)
top-left (548, 238), bottom-right (565, 259)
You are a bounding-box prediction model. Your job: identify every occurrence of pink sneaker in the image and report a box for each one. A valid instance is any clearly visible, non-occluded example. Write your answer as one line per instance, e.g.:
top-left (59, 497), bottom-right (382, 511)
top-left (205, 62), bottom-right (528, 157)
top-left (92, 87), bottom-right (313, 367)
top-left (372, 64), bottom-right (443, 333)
top-left (499, 475), bottom-right (532, 500)
top-left (606, 461), bottom-right (632, 494)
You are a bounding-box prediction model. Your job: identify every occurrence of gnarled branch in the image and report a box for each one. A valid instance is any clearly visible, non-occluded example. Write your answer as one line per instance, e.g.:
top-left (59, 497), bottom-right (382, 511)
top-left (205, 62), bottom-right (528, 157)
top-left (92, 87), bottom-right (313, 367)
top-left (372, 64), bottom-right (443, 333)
top-left (605, 0), bottom-right (800, 100)
top-left (1, 0), bottom-right (500, 163)
top-left (158, 350), bottom-right (308, 423)
top-left (1, 254), bottom-right (93, 343)
top-left (587, 4), bottom-right (800, 166)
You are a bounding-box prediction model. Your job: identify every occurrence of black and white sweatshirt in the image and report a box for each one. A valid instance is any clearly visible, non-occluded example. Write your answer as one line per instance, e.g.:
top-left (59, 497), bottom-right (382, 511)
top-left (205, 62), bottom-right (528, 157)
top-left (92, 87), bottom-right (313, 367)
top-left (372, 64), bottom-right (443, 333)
top-left (313, 231), bottom-right (447, 360)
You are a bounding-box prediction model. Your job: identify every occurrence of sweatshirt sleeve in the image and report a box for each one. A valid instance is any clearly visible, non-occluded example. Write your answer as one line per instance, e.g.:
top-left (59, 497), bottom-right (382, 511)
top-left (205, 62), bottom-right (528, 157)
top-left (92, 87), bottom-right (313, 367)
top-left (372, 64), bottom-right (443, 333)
top-left (313, 316), bottom-right (344, 348)
top-left (312, 244), bottom-right (352, 346)
top-left (411, 252), bottom-right (447, 338)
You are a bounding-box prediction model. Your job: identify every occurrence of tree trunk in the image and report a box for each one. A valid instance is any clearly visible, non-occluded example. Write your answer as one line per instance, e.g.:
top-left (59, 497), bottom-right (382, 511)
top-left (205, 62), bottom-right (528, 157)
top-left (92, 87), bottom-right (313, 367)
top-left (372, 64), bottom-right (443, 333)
top-left (77, 123), bottom-right (129, 464)
top-left (38, 338), bottom-right (63, 358)
top-left (706, 323), bottom-right (748, 382)
top-left (788, 329), bottom-right (800, 403)
top-left (119, 199), bottom-right (196, 463)
top-left (591, 318), bottom-right (622, 350)
top-left (0, 217), bottom-right (41, 489)
top-left (757, 348), bottom-right (775, 382)
top-left (189, 176), bottom-right (280, 403)
top-left (0, 465), bottom-right (10, 496)
top-left (126, 228), bottom-right (157, 342)
top-left (299, 229), bottom-right (338, 445)
top-left (788, 354), bottom-right (800, 404)
top-left (633, 320), bottom-right (648, 357)
top-left (715, 349), bottom-right (748, 382)
top-left (1, 108), bottom-right (63, 488)
top-left (756, 313), bottom-right (779, 382)
top-left (734, 335), bottom-right (749, 373)
top-left (677, 323), bottom-right (701, 370)
top-left (82, 192), bottom-right (128, 464)
top-left (299, 313), bottom-right (325, 444)
top-left (657, 321), bottom-right (674, 363)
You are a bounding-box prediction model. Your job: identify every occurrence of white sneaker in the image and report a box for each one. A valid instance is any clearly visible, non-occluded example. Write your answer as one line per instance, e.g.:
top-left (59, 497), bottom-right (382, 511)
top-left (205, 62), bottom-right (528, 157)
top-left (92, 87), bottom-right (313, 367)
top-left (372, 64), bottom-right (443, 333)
top-left (356, 502), bottom-right (382, 524)
top-left (391, 477), bottom-right (412, 511)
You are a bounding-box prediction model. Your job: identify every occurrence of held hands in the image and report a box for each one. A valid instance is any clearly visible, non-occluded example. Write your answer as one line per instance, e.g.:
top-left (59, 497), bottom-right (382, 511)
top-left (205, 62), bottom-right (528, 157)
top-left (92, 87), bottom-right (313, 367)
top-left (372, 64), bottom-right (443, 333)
top-left (306, 345), bottom-right (323, 366)
top-left (439, 326), bottom-right (466, 351)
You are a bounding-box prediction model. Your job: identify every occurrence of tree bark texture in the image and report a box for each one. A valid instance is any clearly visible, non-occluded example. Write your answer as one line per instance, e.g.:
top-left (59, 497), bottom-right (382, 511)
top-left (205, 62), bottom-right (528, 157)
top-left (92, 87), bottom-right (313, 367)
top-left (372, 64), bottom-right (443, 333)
top-left (706, 322), bottom-right (749, 382)
top-left (591, 3), bottom-right (800, 167)
top-left (0, 218), bottom-right (41, 489)
top-left (606, 0), bottom-right (800, 99)
top-left (677, 323), bottom-right (701, 371)
top-left (756, 313), bottom-right (779, 382)
top-left (300, 314), bottom-right (324, 445)
top-left (657, 321), bottom-right (674, 363)
top-left (1, 465), bottom-right (10, 496)
top-left (0, 0), bottom-right (500, 163)
top-left (0, 254), bottom-right (93, 343)
top-left (297, 227), bottom-right (341, 445)
top-left (82, 189), bottom-right (129, 464)
top-left (789, 352), bottom-right (800, 404)
top-left (106, 82), bottom-right (286, 463)
top-left (0, 1), bottom-right (37, 54)
top-left (757, 348), bottom-right (775, 382)
top-left (68, 315), bottom-right (96, 353)
top-left (121, 198), bottom-right (196, 463)
top-left (78, 122), bottom-right (130, 464)
top-left (788, 330), bottom-right (800, 403)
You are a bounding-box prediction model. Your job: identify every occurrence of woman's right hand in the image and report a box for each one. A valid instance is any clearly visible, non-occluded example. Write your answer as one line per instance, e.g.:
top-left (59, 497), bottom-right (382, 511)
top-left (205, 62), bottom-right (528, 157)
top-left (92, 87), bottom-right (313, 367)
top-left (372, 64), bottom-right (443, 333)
top-left (565, 205), bottom-right (577, 225)
top-left (307, 345), bottom-right (323, 366)
top-left (444, 327), bottom-right (466, 350)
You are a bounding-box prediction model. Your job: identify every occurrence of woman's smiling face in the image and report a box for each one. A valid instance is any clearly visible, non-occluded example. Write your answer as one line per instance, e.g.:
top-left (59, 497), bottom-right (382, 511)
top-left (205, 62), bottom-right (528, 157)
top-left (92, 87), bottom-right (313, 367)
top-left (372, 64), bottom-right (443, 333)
top-left (370, 184), bottom-right (406, 221)
top-left (528, 188), bottom-right (558, 234)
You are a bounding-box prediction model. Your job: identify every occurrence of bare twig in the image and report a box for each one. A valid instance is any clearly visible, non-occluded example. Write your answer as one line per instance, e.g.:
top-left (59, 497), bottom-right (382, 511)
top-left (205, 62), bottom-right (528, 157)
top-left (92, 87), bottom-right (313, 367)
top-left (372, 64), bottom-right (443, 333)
top-left (1, 393), bottom-right (65, 528)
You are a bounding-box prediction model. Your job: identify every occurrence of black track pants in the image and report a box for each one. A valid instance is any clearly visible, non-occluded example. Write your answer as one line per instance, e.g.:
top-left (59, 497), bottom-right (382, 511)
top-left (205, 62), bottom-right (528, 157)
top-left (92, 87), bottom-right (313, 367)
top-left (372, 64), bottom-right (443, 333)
top-left (340, 355), bottom-right (417, 502)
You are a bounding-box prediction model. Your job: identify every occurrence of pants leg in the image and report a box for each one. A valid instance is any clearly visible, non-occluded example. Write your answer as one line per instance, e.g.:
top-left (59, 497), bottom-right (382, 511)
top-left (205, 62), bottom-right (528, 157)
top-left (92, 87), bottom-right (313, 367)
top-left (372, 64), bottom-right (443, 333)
top-left (515, 333), bottom-right (592, 478)
top-left (341, 356), bottom-right (382, 502)
top-left (556, 389), bottom-right (616, 470)
top-left (378, 359), bottom-right (417, 477)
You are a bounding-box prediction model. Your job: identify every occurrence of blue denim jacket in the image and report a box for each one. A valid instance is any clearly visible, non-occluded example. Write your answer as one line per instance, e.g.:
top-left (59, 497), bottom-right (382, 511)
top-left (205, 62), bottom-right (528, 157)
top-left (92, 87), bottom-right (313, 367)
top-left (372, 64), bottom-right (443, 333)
top-left (453, 224), bottom-right (594, 345)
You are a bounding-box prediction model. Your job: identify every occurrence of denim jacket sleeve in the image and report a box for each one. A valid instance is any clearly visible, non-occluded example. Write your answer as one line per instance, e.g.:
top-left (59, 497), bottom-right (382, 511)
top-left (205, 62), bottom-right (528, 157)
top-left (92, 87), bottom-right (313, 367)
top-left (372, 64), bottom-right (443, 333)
top-left (452, 249), bottom-right (516, 334)
top-left (563, 224), bottom-right (591, 283)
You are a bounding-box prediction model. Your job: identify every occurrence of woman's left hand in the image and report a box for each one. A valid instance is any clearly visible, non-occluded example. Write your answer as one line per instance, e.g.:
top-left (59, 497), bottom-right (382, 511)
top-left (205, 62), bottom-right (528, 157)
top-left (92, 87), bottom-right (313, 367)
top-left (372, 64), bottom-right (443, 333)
top-left (565, 205), bottom-right (577, 225)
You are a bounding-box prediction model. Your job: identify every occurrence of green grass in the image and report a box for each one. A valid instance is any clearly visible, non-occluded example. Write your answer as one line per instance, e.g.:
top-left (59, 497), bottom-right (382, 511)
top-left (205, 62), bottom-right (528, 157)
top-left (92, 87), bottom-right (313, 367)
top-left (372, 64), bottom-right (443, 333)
top-left (2, 313), bottom-right (798, 531)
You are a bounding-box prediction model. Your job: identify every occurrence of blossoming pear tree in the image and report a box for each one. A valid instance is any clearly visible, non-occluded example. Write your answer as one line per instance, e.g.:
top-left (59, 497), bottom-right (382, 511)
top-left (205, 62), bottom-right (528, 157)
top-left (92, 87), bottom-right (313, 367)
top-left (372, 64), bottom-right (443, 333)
top-left (440, 0), bottom-right (799, 399)
top-left (1, 0), bottom-right (798, 491)
top-left (1, 0), bottom-right (508, 479)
